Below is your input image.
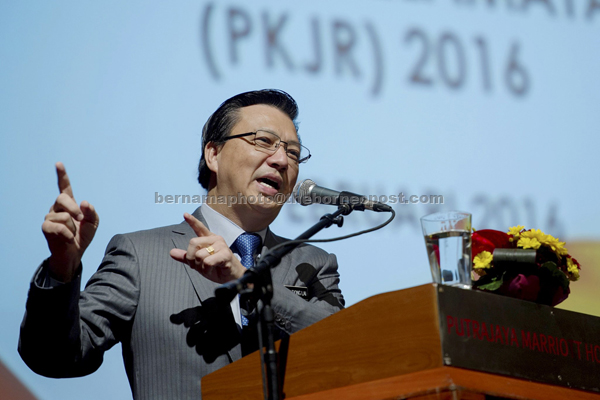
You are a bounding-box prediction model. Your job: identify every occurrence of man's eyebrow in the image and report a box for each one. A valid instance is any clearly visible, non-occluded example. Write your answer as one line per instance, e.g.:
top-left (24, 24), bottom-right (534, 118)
top-left (258, 129), bottom-right (301, 145)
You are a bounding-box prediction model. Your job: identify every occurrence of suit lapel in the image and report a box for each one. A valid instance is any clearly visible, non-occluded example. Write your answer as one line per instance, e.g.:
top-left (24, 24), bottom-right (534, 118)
top-left (170, 208), bottom-right (220, 304)
top-left (170, 207), bottom-right (242, 362)
top-left (262, 230), bottom-right (293, 284)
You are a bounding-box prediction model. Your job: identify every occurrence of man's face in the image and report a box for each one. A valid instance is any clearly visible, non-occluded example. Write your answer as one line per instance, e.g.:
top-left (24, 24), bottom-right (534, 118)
top-left (206, 104), bottom-right (300, 226)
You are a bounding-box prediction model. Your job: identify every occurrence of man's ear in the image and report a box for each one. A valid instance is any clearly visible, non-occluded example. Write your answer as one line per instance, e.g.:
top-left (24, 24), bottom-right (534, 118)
top-left (204, 142), bottom-right (219, 174)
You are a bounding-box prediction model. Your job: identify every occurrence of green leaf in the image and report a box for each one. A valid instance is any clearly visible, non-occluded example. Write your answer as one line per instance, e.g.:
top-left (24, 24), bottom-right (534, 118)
top-left (477, 278), bottom-right (504, 291)
top-left (474, 270), bottom-right (506, 291)
top-left (540, 261), bottom-right (570, 290)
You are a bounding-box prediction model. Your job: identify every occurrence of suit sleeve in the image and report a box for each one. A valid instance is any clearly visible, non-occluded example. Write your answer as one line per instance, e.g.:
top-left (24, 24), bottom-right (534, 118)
top-left (270, 248), bottom-right (344, 334)
top-left (18, 234), bottom-right (140, 378)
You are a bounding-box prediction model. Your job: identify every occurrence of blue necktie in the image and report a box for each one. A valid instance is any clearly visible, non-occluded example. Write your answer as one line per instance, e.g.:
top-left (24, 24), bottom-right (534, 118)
top-left (232, 233), bottom-right (261, 326)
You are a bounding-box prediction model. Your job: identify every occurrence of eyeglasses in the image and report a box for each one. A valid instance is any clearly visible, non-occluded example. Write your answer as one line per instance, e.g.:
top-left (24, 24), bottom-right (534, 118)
top-left (220, 130), bottom-right (311, 164)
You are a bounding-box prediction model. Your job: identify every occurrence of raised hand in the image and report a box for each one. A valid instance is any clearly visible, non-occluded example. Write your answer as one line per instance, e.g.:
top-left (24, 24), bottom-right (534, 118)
top-left (41, 162), bottom-right (99, 282)
top-left (170, 213), bottom-right (246, 284)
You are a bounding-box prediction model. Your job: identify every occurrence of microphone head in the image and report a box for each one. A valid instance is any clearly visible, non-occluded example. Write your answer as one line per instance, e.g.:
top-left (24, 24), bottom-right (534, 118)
top-left (293, 179), bottom-right (316, 205)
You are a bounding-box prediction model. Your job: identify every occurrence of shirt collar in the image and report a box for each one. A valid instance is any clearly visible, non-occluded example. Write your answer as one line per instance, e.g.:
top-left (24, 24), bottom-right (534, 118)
top-left (200, 203), bottom-right (267, 248)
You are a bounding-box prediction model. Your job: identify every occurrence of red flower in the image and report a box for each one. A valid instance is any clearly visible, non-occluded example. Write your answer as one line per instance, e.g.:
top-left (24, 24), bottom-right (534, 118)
top-left (502, 274), bottom-right (540, 302)
top-left (472, 229), bottom-right (511, 257)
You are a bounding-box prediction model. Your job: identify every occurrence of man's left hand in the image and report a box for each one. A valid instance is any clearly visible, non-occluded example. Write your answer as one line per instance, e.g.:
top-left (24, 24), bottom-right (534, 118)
top-left (170, 213), bottom-right (246, 283)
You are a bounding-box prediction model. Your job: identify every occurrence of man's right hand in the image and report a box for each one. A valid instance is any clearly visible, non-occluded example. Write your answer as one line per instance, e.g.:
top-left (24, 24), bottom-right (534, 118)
top-left (41, 162), bottom-right (99, 282)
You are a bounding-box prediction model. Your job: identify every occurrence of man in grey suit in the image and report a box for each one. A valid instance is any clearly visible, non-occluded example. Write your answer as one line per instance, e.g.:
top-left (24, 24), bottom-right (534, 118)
top-left (19, 89), bottom-right (344, 399)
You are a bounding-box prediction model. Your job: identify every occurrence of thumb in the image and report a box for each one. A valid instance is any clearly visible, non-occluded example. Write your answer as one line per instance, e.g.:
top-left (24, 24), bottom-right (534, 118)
top-left (76, 201), bottom-right (99, 253)
top-left (80, 201), bottom-right (99, 226)
top-left (170, 248), bottom-right (187, 264)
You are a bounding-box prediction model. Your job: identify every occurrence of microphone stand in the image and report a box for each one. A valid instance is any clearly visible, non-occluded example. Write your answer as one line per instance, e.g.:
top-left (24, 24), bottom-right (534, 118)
top-left (215, 204), bottom-right (352, 400)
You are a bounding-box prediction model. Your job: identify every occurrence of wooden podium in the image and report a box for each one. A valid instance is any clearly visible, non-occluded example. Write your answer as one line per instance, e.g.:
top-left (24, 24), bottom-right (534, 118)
top-left (202, 284), bottom-right (600, 400)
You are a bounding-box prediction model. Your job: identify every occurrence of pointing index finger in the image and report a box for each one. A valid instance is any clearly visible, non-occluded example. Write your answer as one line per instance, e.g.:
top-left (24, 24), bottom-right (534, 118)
top-left (56, 162), bottom-right (75, 199)
top-left (184, 213), bottom-right (213, 237)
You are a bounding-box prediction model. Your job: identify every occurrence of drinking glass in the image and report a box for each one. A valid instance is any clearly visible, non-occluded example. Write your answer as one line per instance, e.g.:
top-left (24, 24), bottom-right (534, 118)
top-left (420, 211), bottom-right (472, 289)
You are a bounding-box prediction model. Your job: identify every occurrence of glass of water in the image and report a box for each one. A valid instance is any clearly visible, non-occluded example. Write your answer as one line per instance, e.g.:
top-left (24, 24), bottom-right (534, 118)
top-left (420, 211), bottom-right (472, 289)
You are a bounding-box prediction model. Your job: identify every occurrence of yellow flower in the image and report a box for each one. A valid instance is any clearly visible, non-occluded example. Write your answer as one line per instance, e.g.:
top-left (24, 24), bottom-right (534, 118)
top-left (521, 229), bottom-right (547, 242)
top-left (520, 229), bottom-right (568, 257)
top-left (543, 235), bottom-right (568, 257)
top-left (567, 257), bottom-right (580, 281)
top-left (508, 225), bottom-right (525, 237)
top-left (518, 237), bottom-right (541, 250)
top-left (508, 226), bottom-right (524, 242)
top-left (473, 251), bottom-right (493, 269)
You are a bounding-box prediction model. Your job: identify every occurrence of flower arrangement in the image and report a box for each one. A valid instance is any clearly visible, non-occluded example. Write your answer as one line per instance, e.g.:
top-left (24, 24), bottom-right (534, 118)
top-left (472, 226), bottom-right (581, 306)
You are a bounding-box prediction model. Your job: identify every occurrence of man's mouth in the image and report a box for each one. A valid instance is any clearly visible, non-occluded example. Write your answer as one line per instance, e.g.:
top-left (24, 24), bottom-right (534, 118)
top-left (257, 177), bottom-right (281, 191)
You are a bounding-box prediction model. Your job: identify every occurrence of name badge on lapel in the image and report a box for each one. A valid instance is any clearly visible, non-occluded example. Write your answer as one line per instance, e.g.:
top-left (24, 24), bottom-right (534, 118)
top-left (285, 285), bottom-right (308, 300)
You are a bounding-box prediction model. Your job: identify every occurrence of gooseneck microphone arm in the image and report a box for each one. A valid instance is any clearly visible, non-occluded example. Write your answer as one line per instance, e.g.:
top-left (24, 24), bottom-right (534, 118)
top-left (215, 204), bottom-right (351, 400)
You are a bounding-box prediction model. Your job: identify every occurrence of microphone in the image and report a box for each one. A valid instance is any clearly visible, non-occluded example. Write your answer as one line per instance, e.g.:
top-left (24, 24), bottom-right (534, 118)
top-left (292, 179), bottom-right (393, 212)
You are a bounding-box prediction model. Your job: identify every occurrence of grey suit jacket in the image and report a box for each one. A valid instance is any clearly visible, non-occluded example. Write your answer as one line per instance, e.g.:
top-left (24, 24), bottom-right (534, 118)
top-left (19, 207), bottom-right (344, 399)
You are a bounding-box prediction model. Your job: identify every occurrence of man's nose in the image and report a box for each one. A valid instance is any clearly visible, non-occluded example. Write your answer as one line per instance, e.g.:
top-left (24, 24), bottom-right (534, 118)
top-left (266, 145), bottom-right (289, 170)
